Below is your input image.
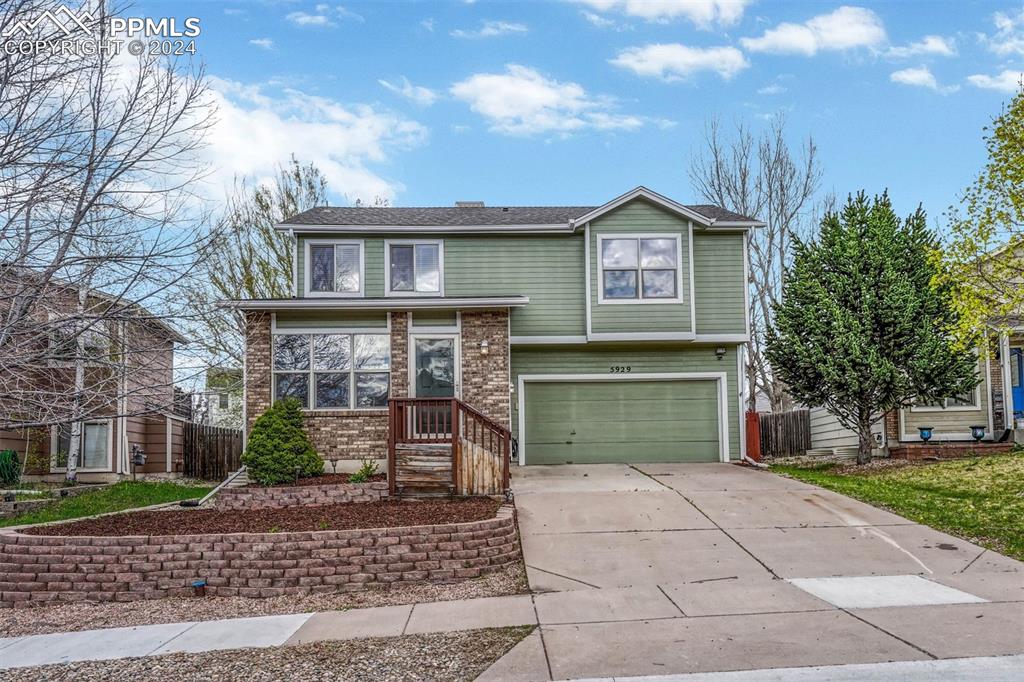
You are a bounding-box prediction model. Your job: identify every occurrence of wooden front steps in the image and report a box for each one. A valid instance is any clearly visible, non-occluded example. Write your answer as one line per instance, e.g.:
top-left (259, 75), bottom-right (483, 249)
top-left (394, 443), bottom-right (453, 498)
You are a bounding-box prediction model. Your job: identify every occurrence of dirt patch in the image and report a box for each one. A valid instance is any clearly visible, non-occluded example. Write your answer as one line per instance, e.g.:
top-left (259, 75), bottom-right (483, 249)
top-left (252, 473), bottom-right (387, 488)
top-left (23, 497), bottom-right (501, 536)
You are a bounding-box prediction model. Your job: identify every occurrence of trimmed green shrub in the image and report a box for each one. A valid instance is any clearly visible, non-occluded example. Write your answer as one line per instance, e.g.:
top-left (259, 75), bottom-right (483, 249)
top-left (241, 398), bottom-right (322, 485)
top-left (0, 449), bottom-right (19, 487)
top-left (347, 458), bottom-right (378, 484)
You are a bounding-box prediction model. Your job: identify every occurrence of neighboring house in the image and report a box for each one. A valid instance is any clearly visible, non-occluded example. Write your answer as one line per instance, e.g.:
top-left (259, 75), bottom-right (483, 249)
top-left (808, 346), bottom-right (1019, 457)
top-left (197, 367), bottom-right (243, 428)
top-left (228, 187), bottom-right (762, 470)
top-left (0, 272), bottom-right (189, 480)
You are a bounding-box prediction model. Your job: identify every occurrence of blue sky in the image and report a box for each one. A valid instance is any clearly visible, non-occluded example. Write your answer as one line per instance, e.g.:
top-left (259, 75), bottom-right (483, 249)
top-left (142, 1), bottom-right (1024, 227)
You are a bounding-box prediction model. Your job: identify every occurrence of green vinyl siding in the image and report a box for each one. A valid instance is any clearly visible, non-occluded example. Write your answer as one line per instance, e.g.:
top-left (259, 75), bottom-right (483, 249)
top-left (412, 310), bottom-right (458, 327)
top-left (524, 380), bottom-right (720, 464)
top-left (693, 231), bottom-right (747, 334)
top-left (274, 310), bottom-right (388, 329)
top-left (444, 235), bottom-right (585, 337)
top-left (511, 344), bottom-right (740, 460)
top-left (589, 200), bottom-right (692, 334)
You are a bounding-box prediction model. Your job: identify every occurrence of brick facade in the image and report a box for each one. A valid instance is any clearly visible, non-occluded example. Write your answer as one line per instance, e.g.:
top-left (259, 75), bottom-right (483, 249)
top-left (459, 310), bottom-right (511, 428)
top-left (244, 308), bottom-right (511, 463)
top-left (889, 442), bottom-right (1014, 460)
top-left (214, 481), bottom-right (388, 511)
top-left (0, 506), bottom-right (519, 607)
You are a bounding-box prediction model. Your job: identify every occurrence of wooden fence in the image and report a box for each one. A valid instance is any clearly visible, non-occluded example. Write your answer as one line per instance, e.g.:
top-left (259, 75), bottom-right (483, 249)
top-left (182, 423), bottom-right (243, 481)
top-left (759, 409), bottom-right (811, 458)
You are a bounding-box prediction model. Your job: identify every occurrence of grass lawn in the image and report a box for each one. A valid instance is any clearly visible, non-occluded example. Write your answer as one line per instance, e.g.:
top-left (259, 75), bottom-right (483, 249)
top-left (0, 481), bottom-right (212, 529)
top-left (772, 451), bottom-right (1024, 562)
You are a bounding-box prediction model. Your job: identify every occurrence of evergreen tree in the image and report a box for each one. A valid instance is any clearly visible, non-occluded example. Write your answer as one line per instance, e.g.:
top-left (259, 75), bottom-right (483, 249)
top-left (766, 192), bottom-right (978, 464)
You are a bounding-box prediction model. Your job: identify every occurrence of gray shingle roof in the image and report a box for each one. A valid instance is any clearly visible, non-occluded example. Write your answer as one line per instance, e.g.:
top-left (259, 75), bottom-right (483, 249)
top-left (281, 203), bottom-right (758, 227)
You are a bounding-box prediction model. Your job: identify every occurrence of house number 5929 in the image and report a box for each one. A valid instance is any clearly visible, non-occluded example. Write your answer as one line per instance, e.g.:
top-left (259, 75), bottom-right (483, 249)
top-left (610, 366), bottom-right (631, 373)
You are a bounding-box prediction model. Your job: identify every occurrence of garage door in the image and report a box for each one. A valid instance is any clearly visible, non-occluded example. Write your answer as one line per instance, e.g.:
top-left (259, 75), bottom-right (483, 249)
top-left (523, 380), bottom-right (721, 465)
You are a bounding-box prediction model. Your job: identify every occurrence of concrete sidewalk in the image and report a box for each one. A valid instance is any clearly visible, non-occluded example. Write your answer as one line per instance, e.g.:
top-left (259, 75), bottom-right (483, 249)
top-left (0, 594), bottom-right (538, 670)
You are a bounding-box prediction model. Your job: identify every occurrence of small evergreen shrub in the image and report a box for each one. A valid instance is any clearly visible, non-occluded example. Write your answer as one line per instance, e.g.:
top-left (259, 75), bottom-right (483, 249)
top-left (241, 398), bottom-right (322, 485)
top-left (347, 458), bottom-right (379, 484)
top-left (0, 449), bottom-right (20, 487)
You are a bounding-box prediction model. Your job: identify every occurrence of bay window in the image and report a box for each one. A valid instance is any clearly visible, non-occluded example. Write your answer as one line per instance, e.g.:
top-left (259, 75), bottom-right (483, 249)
top-left (386, 240), bottom-right (443, 295)
top-left (599, 235), bottom-right (681, 302)
top-left (273, 333), bottom-right (390, 409)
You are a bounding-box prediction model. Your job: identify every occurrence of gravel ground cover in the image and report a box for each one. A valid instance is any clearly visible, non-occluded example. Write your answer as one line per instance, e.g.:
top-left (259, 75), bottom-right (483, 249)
top-left (0, 560), bottom-right (529, 637)
top-left (253, 473), bottom-right (387, 488)
top-left (3, 626), bottom-right (535, 681)
top-left (22, 497), bottom-right (501, 536)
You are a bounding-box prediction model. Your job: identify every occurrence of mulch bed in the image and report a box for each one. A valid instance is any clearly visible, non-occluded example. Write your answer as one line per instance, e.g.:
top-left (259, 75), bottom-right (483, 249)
top-left (255, 473), bottom-right (387, 488)
top-left (23, 498), bottom-right (501, 537)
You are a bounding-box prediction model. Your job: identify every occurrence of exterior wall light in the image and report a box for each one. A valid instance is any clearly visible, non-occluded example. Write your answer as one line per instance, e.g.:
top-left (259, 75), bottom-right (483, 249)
top-left (715, 347), bottom-right (726, 361)
top-left (480, 339), bottom-right (489, 355)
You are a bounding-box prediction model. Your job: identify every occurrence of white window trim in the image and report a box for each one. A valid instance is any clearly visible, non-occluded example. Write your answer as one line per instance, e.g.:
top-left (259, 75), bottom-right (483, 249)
top-left (384, 239), bottom-right (445, 297)
top-left (408, 331), bottom-right (462, 399)
top-left (908, 385), bottom-right (983, 413)
top-left (303, 238), bottom-right (365, 298)
top-left (271, 332), bottom-right (391, 411)
top-left (516, 372), bottom-right (730, 465)
top-left (597, 233), bottom-right (684, 305)
top-left (50, 419), bottom-right (114, 473)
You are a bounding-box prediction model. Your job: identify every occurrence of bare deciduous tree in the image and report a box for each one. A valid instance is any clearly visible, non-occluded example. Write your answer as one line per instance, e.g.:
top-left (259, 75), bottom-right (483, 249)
top-left (0, 1), bottom-right (216, 479)
top-left (186, 157), bottom-right (330, 368)
top-left (689, 116), bottom-right (825, 412)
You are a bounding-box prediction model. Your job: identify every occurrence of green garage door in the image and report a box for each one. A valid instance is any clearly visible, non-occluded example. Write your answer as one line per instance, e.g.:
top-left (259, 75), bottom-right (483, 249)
top-left (523, 380), bottom-right (720, 465)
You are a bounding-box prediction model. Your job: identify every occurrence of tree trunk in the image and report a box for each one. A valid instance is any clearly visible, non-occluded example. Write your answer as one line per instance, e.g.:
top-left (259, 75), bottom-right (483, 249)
top-left (856, 409), bottom-right (873, 465)
top-left (65, 287), bottom-right (87, 482)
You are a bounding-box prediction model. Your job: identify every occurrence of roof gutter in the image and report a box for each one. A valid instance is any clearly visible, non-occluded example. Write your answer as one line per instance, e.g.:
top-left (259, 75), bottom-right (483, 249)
top-left (220, 296), bottom-right (531, 311)
top-left (273, 222), bottom-right (575, 234)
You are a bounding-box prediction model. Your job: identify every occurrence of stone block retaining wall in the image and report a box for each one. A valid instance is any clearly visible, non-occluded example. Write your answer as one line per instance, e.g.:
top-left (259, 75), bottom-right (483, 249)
top-left (0, 506), bottom-right (518, 608)
top-left (214, 482), bottom-right (388, 511)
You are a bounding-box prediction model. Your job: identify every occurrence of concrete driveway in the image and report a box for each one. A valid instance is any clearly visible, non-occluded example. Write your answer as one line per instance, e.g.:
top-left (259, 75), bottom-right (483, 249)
top-left (482, 462), bottom-right (1024, 681)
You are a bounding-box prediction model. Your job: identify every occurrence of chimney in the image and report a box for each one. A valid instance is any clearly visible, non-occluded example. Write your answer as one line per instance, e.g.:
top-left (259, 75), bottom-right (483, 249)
top-left (455, 201), bottom-right (484, 208)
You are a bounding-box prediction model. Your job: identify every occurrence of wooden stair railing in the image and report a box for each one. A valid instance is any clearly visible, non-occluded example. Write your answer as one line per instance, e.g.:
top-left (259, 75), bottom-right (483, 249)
top-left (388, 397), bottom-right (511, 497)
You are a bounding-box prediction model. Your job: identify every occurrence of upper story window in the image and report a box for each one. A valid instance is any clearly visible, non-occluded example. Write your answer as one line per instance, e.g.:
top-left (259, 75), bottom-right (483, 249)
top-left (305, 240), bottom-right (364, 297)
top-left (48, 316), bottom-right (110, 364)
top-left (598, 235), bottom-right (682, 304)
top-left (385, 240), bottom-right (443, 296)
top-left (272, 332), bottom-right (390, 410)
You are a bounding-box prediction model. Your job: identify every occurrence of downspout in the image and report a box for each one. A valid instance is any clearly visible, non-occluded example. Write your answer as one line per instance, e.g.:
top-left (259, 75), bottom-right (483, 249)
top-left (742, 454), bottom-right (767, 469)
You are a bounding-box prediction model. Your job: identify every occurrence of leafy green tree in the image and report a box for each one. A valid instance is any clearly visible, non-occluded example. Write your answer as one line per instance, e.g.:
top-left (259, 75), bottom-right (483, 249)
top-left (937, 87), bottom-right (1024, 343)
top-left (767, 192), bottom-right (978, 464)
top-left (241, 398), bottom-right (322, 485)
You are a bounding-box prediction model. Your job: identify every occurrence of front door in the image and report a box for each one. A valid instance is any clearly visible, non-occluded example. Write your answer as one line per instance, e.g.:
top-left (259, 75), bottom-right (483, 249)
top-left (409, 334), bottom-right (459, 436)
top-left (1012, 347), bottom-right (1024, 421)
top-left (411, 334), bottom-right (460, 398)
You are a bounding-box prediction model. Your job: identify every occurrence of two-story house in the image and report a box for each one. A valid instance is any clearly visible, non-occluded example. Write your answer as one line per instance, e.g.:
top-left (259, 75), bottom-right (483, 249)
top-left (0, 271), bottom-right (189, 480)
top-left (229, 187), bottom-right (761, 475)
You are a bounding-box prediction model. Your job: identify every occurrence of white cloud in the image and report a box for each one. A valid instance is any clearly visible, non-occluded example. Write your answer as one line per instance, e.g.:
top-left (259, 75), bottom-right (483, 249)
top-left (450, 20), bottom-right (528, 39)
top-left (421, 18), bottom-right (435, 32)
top-left (248, 38), bottom-right (275, 50)
top-left (575, 0), bottom-right (750, 28)
top-left (224, 8), bottom-right (244, 16)
top-left (757, 84), bottom-right (787, 95)
top-left (983, 8), bottom-right (1024, 56)
top-left (741, 6), bottom-right (886, 56)
top-left (286, 5), bottom-right (363, 28)
top-left (886, 35), bottom-right (956, 58)
top-left (449, 64), bottom-right (645, 136)
top-left (202, 77), bottom-right (428, 203)
top-left (966, 69), bottom-right (1024, 93)
top-left (610, 43), bottom-right (748, 81)
top-left (582, 11), bottom-right (615, 28)
top-left (286, 11), bottom-right (333, 27)
top-left (890, 66), bottom-right (958, 94)
top-left (378, 76), bottom-right (439, 107)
